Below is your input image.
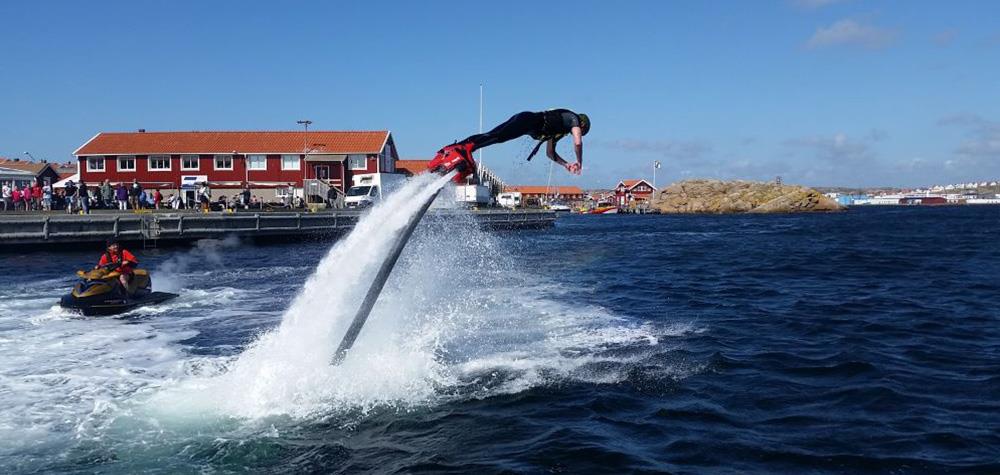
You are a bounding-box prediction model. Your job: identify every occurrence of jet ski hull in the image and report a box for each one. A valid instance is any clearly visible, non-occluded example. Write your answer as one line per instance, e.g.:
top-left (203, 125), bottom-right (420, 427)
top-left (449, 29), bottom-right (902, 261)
top-left (60, 291), bottom-right (178, 316)
top-left (59, 268), bottom-right (179, 316)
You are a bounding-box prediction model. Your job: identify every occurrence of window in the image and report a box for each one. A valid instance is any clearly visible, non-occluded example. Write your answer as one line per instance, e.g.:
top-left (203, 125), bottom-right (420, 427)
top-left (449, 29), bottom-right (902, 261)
top-left (118, 155), bottom-right (136, 172)
top-left (149, 155), bottom-right (171, 171)
top-left (181, 155), bottom-right (200, 170)
top-left (381, 149), bottom-right (395, 173)
top-left (248, 154), bottom-right (267, 171)
top-left (86, 156), bottom-right (105, 172)
top-left (348, 154), bottom-right (367, 170)
top-left (281, 154), bottom-right (300, 171)
top-left (214, 154), bottom-right (233, 170)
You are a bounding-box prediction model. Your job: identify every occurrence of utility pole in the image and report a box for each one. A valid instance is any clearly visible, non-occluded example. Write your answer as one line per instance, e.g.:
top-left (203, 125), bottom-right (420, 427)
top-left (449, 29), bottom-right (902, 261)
top-left (478, 83), bottom-right (484, 164)
top-left (296, 120), bottom-right (312, 202)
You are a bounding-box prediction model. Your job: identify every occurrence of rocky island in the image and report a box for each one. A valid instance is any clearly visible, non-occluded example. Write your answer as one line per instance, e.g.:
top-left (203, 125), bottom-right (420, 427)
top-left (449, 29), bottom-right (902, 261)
top-left (654, 179), bottom-right (844, 214)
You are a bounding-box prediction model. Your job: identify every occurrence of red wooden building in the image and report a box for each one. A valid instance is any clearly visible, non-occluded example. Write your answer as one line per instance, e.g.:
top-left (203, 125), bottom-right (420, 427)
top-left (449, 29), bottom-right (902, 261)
top-left (74, 130), bottom-right (400, 202)
top-left (614, 179), bottom-right (656, 207)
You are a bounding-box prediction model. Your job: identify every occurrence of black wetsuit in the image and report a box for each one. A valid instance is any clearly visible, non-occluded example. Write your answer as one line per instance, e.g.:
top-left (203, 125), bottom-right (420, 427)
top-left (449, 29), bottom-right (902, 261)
top-left (459, 109), bottom-right (582, 151)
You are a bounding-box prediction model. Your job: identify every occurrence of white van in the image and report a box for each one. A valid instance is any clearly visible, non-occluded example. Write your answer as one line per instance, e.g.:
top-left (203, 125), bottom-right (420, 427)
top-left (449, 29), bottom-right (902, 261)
top-left (344, 173), bottom-right (406, 208)
top-left (497, 192), bottom-right (522, 209)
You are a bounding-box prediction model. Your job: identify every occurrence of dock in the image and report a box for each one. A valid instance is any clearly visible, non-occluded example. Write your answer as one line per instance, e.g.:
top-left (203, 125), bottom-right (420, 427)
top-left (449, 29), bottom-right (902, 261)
top-left (0, 209), bottom-right (555, 249)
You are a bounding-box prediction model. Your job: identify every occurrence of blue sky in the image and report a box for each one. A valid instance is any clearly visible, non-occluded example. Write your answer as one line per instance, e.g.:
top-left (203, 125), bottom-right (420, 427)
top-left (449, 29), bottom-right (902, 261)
top-left (1, 0), bottom-right (998, 188)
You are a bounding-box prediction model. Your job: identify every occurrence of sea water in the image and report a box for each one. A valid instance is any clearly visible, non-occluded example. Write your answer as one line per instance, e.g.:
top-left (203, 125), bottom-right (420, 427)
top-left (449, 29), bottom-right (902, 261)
top-left (0, 204), bottom-right (997, 472)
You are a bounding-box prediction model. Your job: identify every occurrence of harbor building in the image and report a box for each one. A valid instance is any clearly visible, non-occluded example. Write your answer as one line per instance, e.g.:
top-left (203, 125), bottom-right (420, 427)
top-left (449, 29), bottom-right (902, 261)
top-left (614, 179), bottom-right (656, 207)
top-left (74, 130), bottom-right (400, 203)
top-left (503, 185), bottom-right (585, 207)
top-left (0, 158), bottom-right (64, 187)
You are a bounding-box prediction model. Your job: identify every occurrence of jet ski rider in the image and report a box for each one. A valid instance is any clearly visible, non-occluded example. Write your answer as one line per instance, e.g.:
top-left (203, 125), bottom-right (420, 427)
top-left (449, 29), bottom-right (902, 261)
top-left (96, 238), bottom-right (138, 291)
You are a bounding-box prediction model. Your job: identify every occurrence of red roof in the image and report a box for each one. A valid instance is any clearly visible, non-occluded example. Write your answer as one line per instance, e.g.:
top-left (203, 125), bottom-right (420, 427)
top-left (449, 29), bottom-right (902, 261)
top-left (618, 179), bottom-right (655, 191)
top-left (504, 185), bottom-right (585, 196)
top-left (395, 159), bottom-right (430, 176)
top-left (75, 131), bottom-right (391, 156)
top-left (0, 158), bottom-right (53, 174)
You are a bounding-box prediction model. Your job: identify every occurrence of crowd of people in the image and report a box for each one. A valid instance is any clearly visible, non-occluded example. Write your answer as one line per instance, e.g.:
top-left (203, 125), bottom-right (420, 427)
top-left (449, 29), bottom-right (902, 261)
top-left (1, 179), bottom-right (301, 213)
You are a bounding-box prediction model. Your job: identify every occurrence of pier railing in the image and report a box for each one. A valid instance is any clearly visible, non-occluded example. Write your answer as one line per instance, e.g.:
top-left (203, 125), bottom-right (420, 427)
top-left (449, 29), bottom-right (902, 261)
top-left (0, 209), bottom-right (555, 248)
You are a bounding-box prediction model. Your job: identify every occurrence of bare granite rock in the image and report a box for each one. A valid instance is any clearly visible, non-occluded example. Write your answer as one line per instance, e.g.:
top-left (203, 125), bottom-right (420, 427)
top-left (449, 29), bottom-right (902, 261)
top-left (653, 179), bottom-right (844, 214)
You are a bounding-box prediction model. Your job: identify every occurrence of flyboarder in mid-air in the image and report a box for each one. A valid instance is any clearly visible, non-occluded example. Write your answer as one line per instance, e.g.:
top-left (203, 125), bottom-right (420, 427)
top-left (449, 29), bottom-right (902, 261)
top-left (428, 108), bottom-right (590, 181)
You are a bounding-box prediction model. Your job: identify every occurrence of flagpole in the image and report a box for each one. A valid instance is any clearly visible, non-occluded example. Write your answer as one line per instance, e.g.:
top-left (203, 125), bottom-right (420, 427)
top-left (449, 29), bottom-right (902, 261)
top-left (653, 161), bottom-right (657, 190)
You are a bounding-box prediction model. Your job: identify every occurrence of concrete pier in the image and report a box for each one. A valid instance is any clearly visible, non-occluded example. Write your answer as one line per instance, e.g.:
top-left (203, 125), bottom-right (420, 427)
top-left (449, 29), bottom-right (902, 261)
top-left (0, 209), bottom-right (555, 249)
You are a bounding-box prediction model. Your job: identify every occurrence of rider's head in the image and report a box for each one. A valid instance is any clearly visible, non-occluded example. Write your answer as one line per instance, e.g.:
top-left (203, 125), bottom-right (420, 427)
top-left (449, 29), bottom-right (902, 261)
top-left (578, 113), bottom-right (590, 136)
top-left (106, 238), bottom-right (119, 252)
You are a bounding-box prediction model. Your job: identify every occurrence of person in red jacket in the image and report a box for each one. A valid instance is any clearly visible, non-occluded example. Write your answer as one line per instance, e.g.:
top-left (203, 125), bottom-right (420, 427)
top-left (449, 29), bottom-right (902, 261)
top-left (31, 182), bottom-right (42, 211)
top-left (96, 239), bottom-right (138, 291)
top-left (11, 187), bottom-right (22, 211)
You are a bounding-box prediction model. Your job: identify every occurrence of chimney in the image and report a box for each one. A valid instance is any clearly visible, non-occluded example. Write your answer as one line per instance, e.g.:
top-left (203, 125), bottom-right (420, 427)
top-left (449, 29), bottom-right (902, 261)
top-left (138, 129), bottom-right (146, 133)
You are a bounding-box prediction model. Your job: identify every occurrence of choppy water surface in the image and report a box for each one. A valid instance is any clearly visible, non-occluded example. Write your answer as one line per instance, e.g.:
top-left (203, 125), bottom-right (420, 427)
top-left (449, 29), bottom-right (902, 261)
top-left (1, 204), bottom-right (998, 473)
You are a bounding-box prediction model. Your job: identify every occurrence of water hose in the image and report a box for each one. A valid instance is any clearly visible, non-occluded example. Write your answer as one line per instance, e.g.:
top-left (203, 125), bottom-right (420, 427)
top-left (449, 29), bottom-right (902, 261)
top-left (331, 186), bottom-right (443, 365)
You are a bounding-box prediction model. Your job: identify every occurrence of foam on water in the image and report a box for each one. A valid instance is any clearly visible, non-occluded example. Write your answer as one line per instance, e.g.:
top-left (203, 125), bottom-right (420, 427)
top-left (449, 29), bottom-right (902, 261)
top-left (150, 173), bottom-right (664, 421)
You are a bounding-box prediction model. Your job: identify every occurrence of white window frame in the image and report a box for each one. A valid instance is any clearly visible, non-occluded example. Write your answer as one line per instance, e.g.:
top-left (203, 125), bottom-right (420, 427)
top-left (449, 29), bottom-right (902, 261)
top-left (348, 154), bottom-right (367, 170)
top-left (118, 155), bottom-right (136, 172)
top-left (248, 154), bottom-right (267, 171)
top-left (149, 154), bottom-right (172, 171)
top-left (86, 156), bottom-right (105, 172)
top-left (181, 154), bottom-right (200, 171)
top-left (214, 154), bottom-right (233, 170)
top-left (281, 154), bottom-right (301, 171)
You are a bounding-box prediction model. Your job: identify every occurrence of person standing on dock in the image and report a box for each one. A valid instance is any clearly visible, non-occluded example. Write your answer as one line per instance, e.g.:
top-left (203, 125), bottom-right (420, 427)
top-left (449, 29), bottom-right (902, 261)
top-left (79, 180), bottom-right (90, 215)
top-left (31, 181), bottom-right (42, 211)
top-left (100, 180), bottom-right (113, 209)
top-left (1, 182), bottom-right (10, 211)
top-left (11, 186), bottom-right (22, 211)
top-left (64, 181), bottom-right (77, 214)
top-left (198, 182), bottom-right (212, 212)
top-left (429, 109), bottom-right (590, 181)
top-left (128, 180), bottom-right (142, 210)
top-left (42, 182), bottom-right (52, 211)
top-left (115, 183), bottom-right (127, 211)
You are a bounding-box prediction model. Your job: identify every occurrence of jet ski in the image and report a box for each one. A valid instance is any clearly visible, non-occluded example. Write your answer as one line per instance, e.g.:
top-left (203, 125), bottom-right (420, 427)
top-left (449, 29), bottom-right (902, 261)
top-left (59, 267), bottom-right (178, 316)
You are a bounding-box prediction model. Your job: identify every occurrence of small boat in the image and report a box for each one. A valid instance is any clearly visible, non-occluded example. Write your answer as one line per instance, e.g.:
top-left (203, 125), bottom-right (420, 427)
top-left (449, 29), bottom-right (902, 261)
top-left (589, 206), bottom-right (619, 214)
top-left (60, 268), bottom-right (178, 316)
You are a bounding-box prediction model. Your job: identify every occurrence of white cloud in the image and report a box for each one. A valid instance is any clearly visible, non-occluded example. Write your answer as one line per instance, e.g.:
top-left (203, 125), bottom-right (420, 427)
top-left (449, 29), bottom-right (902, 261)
top-left (938, 114), bottom-right (1000, 162)
top-left (591, 138), bottom-right (712, 162)
top-left (791, 0), bottom-right (848, 9)
top-left (805, 19), bottom-right (897, 49)
top-left (784, 131), bottom-right (878, 163)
